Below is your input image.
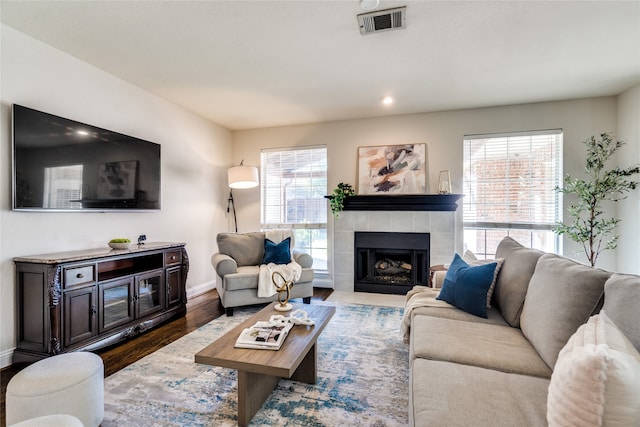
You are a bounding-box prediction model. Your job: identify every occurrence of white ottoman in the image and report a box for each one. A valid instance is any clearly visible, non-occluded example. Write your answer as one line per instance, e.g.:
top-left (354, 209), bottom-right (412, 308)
top-left (9, 414), bottom-right (84, 427)
top-left (6, 352), bottom-right (104, 427)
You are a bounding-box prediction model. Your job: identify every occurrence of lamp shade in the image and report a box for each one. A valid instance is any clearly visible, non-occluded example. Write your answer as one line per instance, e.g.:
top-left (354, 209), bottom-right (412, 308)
top-left (228, 165), bottom-right (259, 189)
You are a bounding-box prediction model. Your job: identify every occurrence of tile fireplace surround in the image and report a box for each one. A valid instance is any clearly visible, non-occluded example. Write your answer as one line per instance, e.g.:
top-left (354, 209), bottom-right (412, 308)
top-left (333, 208), bottom-right (462, 292)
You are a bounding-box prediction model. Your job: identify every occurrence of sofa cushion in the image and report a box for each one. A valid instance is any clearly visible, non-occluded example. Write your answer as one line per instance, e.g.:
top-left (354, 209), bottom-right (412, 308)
top-left (547, 311), bottom-right (640, 427)
top-left (437, 254), bottom-right (498, 318)
top-left (520, 253), bottom-right (609, 369)
top-left (410, 358), bottom-right (549, 427)
top-left (411, 315), bottom-right (552, 378)
top-left (217, 232), bottom-right (265, 266)
top-left (222, 266), bottom-right (262, 291)
top-left (603, 273), bottom-right (640, 351)
top-left (222, 266), bottom-right (315, 292)
top-left (262, 237), bottom-right (291, 264)
top-left (494, 237), bottom-right (544, 327)
top-left (409, 305), bottom-right (509, 328)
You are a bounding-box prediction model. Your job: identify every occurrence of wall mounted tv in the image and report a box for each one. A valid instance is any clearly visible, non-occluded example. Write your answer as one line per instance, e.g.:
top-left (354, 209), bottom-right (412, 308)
top-left (12, 104), bottom-right (161, 211)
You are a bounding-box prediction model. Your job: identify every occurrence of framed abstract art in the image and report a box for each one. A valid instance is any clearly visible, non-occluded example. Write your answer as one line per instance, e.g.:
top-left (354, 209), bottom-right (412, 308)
top-left (356, 143), bottom-right (427, 194)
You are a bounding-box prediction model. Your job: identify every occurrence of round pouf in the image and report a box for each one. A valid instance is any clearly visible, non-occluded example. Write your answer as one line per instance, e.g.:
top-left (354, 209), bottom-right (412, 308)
top-left (9, 414), bottom-right (84, 427)
top-left (6, 352), bottom-right (104, 427)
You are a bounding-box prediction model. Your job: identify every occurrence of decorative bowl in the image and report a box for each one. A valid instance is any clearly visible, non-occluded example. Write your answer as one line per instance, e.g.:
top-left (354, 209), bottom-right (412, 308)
top-left (108, 242), bottom-right (131, 250)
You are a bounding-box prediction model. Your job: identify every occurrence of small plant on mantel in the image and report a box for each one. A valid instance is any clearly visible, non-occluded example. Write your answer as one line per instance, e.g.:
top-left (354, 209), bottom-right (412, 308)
top-left (555, 132), bottom-right (640, 267)
top-left (329, 182), bottom-right (355, 218)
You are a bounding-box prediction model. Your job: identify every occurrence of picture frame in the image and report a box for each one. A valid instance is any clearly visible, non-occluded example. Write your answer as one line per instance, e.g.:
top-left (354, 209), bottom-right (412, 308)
top-left (97, 160), bottom-right (138, 200)
top-left (356, 143), bottom-right (427, 195)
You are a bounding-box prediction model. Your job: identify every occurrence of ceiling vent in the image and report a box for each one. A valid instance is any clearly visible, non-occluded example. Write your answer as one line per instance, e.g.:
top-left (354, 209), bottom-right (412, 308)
top-left (357, 6), bottom-right (406, 35)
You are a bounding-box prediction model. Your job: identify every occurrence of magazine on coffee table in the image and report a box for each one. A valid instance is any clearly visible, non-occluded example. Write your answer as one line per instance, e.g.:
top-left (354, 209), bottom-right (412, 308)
top-left (235, 321), bottom-right (294, 350)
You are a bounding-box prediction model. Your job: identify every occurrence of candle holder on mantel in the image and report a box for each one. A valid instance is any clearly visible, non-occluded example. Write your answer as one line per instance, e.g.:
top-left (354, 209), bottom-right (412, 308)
top-left (438, 170), bottom-right (452, 194)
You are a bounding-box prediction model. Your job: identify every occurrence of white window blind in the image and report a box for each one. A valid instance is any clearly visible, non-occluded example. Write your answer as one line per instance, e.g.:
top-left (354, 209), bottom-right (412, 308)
top-left (261, 147), bottom-right (327, 225)
top-left (463, 130), bottom-right (562, 256)
top-left (261, 146), bottom-right (328, 271)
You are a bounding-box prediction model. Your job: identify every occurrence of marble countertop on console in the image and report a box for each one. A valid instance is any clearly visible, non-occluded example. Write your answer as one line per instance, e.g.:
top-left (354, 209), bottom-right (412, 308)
top-left (13, 242), bottom-right (186, 264)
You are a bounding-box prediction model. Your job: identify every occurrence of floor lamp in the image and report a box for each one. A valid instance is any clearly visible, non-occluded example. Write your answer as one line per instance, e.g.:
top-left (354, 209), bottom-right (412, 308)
top-left (227, 161), bottom-right (259, 232)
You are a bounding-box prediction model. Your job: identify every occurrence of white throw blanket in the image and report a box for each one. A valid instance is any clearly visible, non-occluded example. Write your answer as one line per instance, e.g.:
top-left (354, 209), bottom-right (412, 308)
top-left (258, 262), bottom-right (302, 297)
top-left (401, 285), bottom-right (454, 343)
top-left (257, 230), bottom-right (302, 298)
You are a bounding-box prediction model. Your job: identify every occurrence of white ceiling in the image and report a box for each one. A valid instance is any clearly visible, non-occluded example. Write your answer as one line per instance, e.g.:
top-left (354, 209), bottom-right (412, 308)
top-left (2, 1), bottom-right (640, 131)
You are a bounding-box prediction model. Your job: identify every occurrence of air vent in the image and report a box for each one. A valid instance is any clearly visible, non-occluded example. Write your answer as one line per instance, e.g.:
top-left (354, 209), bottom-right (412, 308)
top-left (357, 6), bottom-right (406, 35)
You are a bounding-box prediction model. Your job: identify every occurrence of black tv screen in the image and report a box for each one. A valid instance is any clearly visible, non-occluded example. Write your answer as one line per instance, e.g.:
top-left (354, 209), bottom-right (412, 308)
top-left (12, 104), bottom-right (161, 211)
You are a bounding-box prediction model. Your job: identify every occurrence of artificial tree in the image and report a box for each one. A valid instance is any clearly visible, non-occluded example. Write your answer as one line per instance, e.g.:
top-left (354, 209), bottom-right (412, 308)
top-left (555, 133), bottom-right (640, 267)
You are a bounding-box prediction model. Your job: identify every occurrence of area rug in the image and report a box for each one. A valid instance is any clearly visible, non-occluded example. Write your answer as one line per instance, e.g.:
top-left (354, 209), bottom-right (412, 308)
top-left (103, 302), bottom-right (409, 426)
top-left (325, 290), bottom-right (406, 308)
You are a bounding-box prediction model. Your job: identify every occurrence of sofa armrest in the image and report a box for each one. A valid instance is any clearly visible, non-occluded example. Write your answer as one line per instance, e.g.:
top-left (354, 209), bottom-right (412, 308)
top-left (211, 252), bottom-right (237, 277)
top-left (292, 249), bottom-right (313, 268)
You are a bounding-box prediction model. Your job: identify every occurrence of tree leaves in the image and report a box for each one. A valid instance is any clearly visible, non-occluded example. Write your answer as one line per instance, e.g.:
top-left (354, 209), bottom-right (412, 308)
top-left (554, 133), bottom-right (639, 266)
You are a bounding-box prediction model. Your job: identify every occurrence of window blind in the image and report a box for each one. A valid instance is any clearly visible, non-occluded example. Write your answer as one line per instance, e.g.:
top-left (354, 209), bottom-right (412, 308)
top-left (463, 130), bottom-right (562, 230)
top-left (260, 146), bottom-right (327, 226)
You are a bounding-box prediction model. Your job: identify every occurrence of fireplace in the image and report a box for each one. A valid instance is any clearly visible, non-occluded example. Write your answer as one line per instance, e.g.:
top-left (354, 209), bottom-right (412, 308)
top-left (354, 232), bottom-right (430, 294)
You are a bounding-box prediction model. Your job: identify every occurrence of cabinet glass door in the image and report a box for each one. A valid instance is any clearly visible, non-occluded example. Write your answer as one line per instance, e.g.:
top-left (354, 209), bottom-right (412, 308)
top-left (100, 278), bottom-right (134, 332)
top-left (136, 270), bottom-right (163, 318)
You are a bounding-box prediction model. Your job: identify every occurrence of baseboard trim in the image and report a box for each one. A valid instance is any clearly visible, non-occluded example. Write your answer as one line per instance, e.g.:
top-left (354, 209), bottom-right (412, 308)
top-left (314, 278), bottom-right (334, 289)
top-left (186, 280), bottom-right (215, 300)
top-left (1, 347), bottom-right (15, 369)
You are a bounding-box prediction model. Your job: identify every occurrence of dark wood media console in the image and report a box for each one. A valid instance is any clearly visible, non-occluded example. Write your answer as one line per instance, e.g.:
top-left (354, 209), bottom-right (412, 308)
top-left (13, 242), bottom-right (188, 363)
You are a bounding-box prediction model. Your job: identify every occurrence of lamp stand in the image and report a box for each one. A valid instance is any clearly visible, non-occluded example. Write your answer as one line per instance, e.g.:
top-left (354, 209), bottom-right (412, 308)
top-left (227, 189), bottom-right (238, 233)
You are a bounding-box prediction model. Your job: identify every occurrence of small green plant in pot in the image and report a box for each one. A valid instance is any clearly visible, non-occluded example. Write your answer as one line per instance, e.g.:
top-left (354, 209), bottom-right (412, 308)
top-left (108, 238), bottom-right (131, 250)
top-left (555, 133), bottom-right (640, 267)
top-left (330, 182), bottom-right (355, 218)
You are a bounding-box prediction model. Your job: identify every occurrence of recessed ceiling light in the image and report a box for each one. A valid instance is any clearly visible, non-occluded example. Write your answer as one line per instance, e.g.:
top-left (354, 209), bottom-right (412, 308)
top-left (382, 96), bottom-right (394, 105)
top-left (76, 130), bottom-right (89, 136)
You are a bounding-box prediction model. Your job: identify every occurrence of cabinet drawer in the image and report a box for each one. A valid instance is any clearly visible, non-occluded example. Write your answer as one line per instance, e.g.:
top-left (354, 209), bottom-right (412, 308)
top-left (164, 250), bottom-right (182, 266)
top-left (63, 265), bottom-right (95, 289)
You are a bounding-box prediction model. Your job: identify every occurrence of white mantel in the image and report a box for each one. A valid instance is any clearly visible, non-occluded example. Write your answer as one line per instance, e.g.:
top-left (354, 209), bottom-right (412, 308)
top-left (332, 209), bottom-right (461, 292)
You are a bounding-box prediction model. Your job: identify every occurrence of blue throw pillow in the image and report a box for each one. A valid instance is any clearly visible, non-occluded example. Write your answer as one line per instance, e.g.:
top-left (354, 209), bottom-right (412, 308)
top-left (262, 237), bottom-right (291, 265)
top-left (436, 253), bottom-right (498, 318)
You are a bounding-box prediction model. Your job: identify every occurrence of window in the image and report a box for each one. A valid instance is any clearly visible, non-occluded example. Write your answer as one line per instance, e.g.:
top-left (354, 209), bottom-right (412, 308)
top-left (463, 130), bottom-right (562, 258)
top-left (261, 147), bottom-right (328, 272)
top-left (43, 164), bottom-right (83, 209)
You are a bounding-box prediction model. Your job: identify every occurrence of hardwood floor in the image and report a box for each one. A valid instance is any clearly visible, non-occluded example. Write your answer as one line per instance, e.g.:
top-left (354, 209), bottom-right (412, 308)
top-left (0, 287), bottom-right (333, 426)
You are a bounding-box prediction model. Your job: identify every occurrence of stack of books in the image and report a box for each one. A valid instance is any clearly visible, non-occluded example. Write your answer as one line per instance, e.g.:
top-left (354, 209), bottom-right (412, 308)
top-left (234, 321), bottom-right (294, 350)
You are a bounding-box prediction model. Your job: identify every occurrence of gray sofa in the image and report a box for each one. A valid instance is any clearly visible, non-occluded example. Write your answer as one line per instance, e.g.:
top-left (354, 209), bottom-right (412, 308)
top-left (211, 231), bottom-right (314, 316)
top-left (406, 237), bottom-right (640, 426)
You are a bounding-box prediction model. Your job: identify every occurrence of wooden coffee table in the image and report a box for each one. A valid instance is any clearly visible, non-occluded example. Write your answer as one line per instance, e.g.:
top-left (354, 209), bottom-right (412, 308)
top-left (195, 302), bottom-right (336, 426)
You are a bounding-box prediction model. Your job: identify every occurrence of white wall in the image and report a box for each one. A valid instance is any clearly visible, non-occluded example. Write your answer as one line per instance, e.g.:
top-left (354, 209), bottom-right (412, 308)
top-left (232, 96), bottom-right (620, 272)
top-left (617, 83), bottom-right (640, 274)
top-left (0, 25), bottom-right (233, 367)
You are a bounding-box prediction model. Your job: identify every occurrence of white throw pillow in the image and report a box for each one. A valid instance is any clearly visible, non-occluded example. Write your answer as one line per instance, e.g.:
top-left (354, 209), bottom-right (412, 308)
top-left (547, 311), bottom-right (640, 427)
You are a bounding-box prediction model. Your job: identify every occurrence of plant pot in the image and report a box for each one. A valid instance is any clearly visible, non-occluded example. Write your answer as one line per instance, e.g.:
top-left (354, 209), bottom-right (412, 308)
top-left (108, 242), bottom-right (131, 250)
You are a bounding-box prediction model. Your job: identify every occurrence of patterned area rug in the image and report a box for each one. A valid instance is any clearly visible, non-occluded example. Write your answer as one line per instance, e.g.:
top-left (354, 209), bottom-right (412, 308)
top-left (103, 302), bottom-right (408, 426)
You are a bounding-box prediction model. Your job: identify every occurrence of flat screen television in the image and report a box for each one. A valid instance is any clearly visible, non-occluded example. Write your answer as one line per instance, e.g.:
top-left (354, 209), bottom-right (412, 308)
top-left (12, 104), bottom-right (161, 211)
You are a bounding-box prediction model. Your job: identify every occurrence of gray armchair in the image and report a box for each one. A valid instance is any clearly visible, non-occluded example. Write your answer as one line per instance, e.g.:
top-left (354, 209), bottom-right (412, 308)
top-left (211, 231), bottom-right (314, 316)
